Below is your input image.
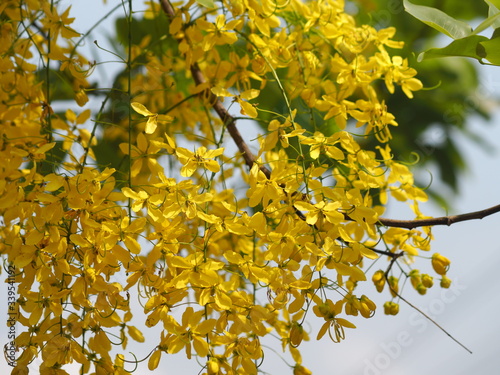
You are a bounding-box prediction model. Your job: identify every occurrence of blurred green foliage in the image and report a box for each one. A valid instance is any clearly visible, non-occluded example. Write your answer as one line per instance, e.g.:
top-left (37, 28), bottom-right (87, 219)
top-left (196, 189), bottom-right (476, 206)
top-left (351, 0), bottom-right (494, 206)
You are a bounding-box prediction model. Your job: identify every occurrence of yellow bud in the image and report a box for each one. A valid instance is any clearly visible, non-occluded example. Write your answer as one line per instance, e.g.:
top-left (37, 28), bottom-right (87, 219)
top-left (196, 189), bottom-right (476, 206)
top-left (75, 89), bottom-right (89, 106)
top-left (409, 269), bottom-right (420, 277)
top-left (317, 303), bottom-right (331, 317)
top-left (272, 290), bottom-right (289, 310)
top-left (362, 295), bottom-right (376, 310)
top-left (431, 253), bottom-right (450, 275)
top-left (421, 274), bottom-right (434, 288)
top-left (290, 322), bottom-right (304, 347)
top-left (440, 276), bottom-right (452, 288)
top-left (207, 359), bottom-right (219, 374)
top-left (372, 270), bottom-right (386, 293)
top-left (358, 303), bottom-right (371, 318)
top-left (383, 301), bottom-right (399, 315)
top-left (409, 269), bottom-right (420, 289)
top-left (372, 270), bottom-right (385, 282)
top-left (416, 283), bottom-right (427, 295)
top-left (294, 365), bottom-right (312, 375)
top-left (388, 276), bottom-right (399, 297)
top-left (345, 300), bottom-right (359, 316)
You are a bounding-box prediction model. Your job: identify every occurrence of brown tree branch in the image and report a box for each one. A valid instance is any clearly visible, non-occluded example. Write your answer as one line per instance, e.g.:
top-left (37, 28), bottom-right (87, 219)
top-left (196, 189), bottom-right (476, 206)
top-left (190, 63), bottom-right (271, 179)
top-left (159, 0), bottom-right (500, 231)
top-left (160, 0), bottom-right (271, 178)
top-left (376, 204), bottom-right (500, 229)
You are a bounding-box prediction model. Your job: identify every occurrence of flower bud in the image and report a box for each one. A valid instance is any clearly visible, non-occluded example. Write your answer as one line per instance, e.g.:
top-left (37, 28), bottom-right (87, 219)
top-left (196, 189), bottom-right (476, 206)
top-left (421, 274), bottom-right (434, 288)
top-left (290, 322), bottom-right (304, 347)
top-left (440, 276), bottom-right (452, 288)
top-left (409, 269), bottom-right (421, 289)
top-left (383, 301), bottom-right (399, 315)
top-left (372, 270), bottom-right (385, 293)
top-left (388, 276), bottom-right (399, 297)
top-left (359, 295), bottom-right (376, 318)
top-left (294, 365), bottom-right (312, 375)
top-left (207, 359), bottom-right (219, 374)
top-left (416, 283), bottom-right (427, 295)
top-left (431, 253), bottom-right (450, 275)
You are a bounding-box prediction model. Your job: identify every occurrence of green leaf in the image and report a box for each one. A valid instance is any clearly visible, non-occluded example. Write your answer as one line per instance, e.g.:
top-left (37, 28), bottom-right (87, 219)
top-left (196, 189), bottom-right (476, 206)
top-left (480, 35), bottom-right (500, 64)
top-left (195, 0), bottom-right (215, 8)
top-left (418, 35), bottom-right (489, 62)
top-left (403, 0), bottom-right (472, 39)
top-left (93, 136), bottom-right (129, 187)
top-left (114, 13), bottom-right (174, 56)
top-left (23, 141), bottom-right (67, 184)
top-left (35, 69), bottom-right (75, 101)
top-left (486, 0), bottom-right (500, 10)
top-left (471, 11), bottom-right (500, 35)
top-left (486, 1), bottom-right (500, 29)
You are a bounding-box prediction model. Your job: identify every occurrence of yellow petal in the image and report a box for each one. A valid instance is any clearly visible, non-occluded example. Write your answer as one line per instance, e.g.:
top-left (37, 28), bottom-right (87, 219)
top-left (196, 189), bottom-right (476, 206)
top-left (214, 290), bottom-right (233, 310)
top-left (127, 325), bottom-right (145, 342)
top-left (204, 147), bottom-right (225, 158)
top-left (181, 161), bottom-right (197, 177)
top-left (317, 321), bottom-right (329, 340)
top-left (240, 89), bottom-right (259, 100)
top-left (131, 102), bottom-right (154, 116)
top-left (335, 318), bottom-right (356, 329)
top-left (239, 100), bottom-right (258, 118)
top-left (193, 336), bottom-right (209, 358)
top-left (124, 236), bottom-right (141, 254)
top-left (145, 116), bottom-right (158, 134)
top-left (211, 86), bottom-right (233, 97)
top-left (204, 159), bottom-right (221, 173)
top-left (176, 147), bottom-right (194, 163)
top-left (36, 142), bottom-right (56, 154)
top-left (148, 350), bottom-right (161, 370)
top-left (121, 187), bottom-right (147, 201)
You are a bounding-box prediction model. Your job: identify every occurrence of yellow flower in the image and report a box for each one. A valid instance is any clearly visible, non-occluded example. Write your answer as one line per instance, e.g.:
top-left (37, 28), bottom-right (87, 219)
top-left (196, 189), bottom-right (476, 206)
top-left (350, 99), bottom-right (398, 142)
top-left (163, 307), bottom-right (216, 359)
top-left (376, 50), bottom-right (423, 98)
top-left (247, 0), bottom-right (280, 37)
top-left (319, 94), bottom-right (355, 129)
top-left (131, 102), bottom-right (173, 134)
top-left (176, 146), bottom-right (224, 177)
top-left (293, 200), bottom-right (343, 226)
top-left (197, 14), bottom-right (241, 51)
top-left (211, 87), bottom-right (260, 118)
top-left (246, 164), bottom-right (284, 207)
top-left (41, 3), bottom-right (80, 40)
top-left (299, 131), bottom-right (344, 160)
top-left (264, 118), bottom-right (304, 150)
top-left (432, 253), bottom-right (451, 275)
top-left (226, 52), bottom-right (264, 91)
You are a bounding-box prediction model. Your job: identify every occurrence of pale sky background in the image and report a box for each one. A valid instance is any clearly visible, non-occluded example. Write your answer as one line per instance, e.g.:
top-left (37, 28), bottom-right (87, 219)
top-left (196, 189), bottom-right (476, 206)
top-left (2, 1), bottom-right (500, 374)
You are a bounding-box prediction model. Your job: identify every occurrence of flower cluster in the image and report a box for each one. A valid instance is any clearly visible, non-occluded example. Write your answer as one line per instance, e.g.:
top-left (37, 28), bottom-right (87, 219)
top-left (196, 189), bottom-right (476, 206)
top-left (0, 0), bottom-right (446, 374)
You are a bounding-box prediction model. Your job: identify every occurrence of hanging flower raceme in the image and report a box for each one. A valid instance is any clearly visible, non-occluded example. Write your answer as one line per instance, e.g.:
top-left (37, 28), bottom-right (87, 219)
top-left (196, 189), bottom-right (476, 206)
top-left (0, 0), bottom-right (453, 374)
top-left (176, 146), bottom-right (225, 177)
